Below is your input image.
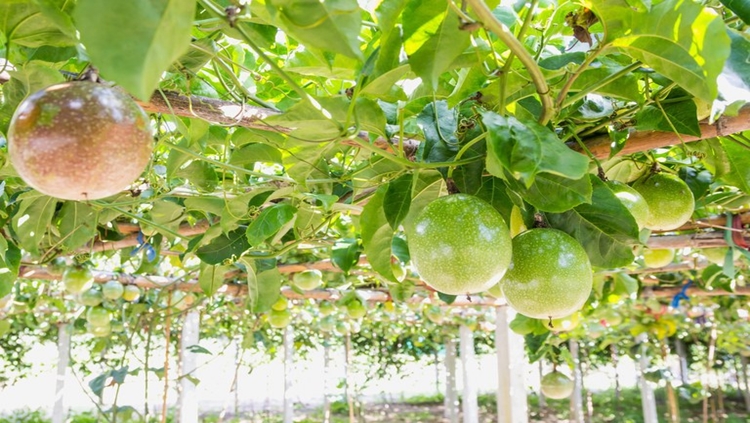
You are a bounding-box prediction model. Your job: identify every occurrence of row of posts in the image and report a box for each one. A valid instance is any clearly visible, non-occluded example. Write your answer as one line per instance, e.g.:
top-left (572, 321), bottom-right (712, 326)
top-left (52, 307), bottom-right (663, 423)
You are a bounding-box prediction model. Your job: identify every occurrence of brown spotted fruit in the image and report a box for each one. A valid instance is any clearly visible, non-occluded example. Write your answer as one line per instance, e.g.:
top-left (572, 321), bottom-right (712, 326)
top-left (8, 81), bottom-right (152, 200)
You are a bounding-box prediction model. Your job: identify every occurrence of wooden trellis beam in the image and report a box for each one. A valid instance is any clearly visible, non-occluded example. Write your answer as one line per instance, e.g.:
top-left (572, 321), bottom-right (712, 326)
top-left (649, 286), bottom-right (750, 298)
top-left (17, 259), bottom-right (750, 305)
top-left (138, 91), bottom-right (750, 162)
top-left (137, 91), bottom-right (421, 154)
top-left (579, 106), bottom-right (750, 159)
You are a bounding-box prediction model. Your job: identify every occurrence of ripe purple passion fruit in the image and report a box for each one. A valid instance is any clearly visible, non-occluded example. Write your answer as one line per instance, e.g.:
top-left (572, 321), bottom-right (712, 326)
top-left (8, 81), bottom-right (153, 200)
top-left (407, 194), bottom-right (512, 295)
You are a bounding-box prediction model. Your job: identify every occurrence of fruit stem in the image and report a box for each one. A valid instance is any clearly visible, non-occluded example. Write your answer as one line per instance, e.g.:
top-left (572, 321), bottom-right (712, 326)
top-left (570, 132), bottom-right (605, 180)
top-left (533, 213), bottom-right (548, 229)
top-left (548, 316), bottom-right (554, 329)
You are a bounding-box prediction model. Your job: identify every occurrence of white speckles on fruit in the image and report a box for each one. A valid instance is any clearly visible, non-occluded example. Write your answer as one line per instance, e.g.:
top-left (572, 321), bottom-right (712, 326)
top-left (501, 229), bottom-right (592, 319)
top-left (407, 194), bottom-right (512, 295)
top-left (8, 81), bottom-right (153, 201)
top-left (632, 173), bottom-right (694, 231)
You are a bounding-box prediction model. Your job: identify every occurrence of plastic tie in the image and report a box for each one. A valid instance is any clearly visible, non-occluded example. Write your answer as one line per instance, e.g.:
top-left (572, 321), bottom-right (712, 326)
top-left (670, 280), bottom-right (692, 309)
top-left (130, 231), bottom-right (157, 262)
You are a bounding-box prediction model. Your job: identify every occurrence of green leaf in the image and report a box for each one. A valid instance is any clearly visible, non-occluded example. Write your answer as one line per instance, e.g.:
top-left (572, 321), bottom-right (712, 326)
top-left (89, 373), bottom-right (108, 397)
top-left (196, 228), bottom-right (250, 265)
top-left (720, 0), bottom-right (750, 24)
top-left (150, 200), bottom-right (185, 235)
top-left (0, 62), bottom-right (66, 133)
top-left (717, 138), bottom-right (750, 193)
top-left (612, 273), bottom-right (639, 296)
top-left (246, 204), bottom-right (297, 246)
top-left (715, 30), bottom-right (750, 114)
top-left (472, 177), bottom-right (514, 222)
top-left (259, 0), bottom-right (362, 59)
top-left (437, 292), bottom-right (456, 304)
top-left (110, 366), bottom-right (129, 384)
top-left (402, 169), bottom-right (446, 234)
top-left (506, 172), bottom-right (593, 213)
top-left (416, 101), bottom-right (459, 164)
top-left (74, 0), bottom-right (195, 100)
top-left (0, 0), bottom-right (76, 47)
top-left (198, 263), bottom-right (231, 296)
top-left (247, 267), bottom-right (282, 313)
top-left (11, 192), bottom-right (57, 256)
top-left (0, 237), bottom-right (19, 298)
top-left (483, 112), bottom-right (589, 187)
top-left (332, 241), bottom-right (361, 273)
top-left (186, 344), bottom-right (212, 355)
top-left (361, 66), bottom-right (410, 101)
top-left (360, 186), bottom-right (396, 282)
top-left (571, 66), bottom-right (642, 102)
top-left (174, 161), bottom-right (218, 193)
top-left (587, 0), bottom-right (730, 102)
top-left (634, 100), bottom-right (701, 137)
top-left (392, 236), bottom-right (410, 263)
top-left (547, 176), bottom-right (640, 268)
top-left (403, 0), bottom-right (470, 90)
top-left (230, 143), bottom-right (283, 167)
top-left (383, 174), bottom-right (413, 229)
top-left (510, 313), bottom-right (548, 336)
top-left (0, 321), bottom-right (10, 339)
top-left (56, 202), bottom-right (97, 252)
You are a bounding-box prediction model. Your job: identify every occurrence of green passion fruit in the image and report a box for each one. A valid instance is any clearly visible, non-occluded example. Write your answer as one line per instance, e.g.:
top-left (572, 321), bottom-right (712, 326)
top-left (122, 285), bottom-right (141, 302)
top-left (540, 371), bottom-right (575, 399)
top-left (633, 173), bottom-right (694, 231)
top-left (607, 181), bottom-right (650, 229)
top-left (642, 248), bottom-right (675, 268)
top-left (86, 306), bottom-right (111, 327)
top-left (268, 309), bottom-right (292, 328)
top-left (407, 194), bottom-right (512, 295)
top-left (78, 287), bottom-right (103, 307)
top-left (501, 229), bottom-right (592, 320)
top-left (293, 269), bottom-right (323, 291)
top-left (8, 81), bottom-right (153, 201)
top-left (701, 247), bottom-right (740, 265)
top-left (346, 300), bottom-right (367, 319)
top-left (102, 280), bottom-right (124, 300)
top-left (63, 267), bottom-right (95, 295)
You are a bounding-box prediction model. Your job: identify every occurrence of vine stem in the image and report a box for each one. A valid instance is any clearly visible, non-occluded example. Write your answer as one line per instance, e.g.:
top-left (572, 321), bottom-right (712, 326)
top-left (498, 0), bottom-right (539, 114)
top-left (554, 48), bottom-right (603, 110)
top-left (561, 61), bottom-right (643, 108)
top-left (446, 132), bottom-right (488, 179)
top-left (465, 0), bottom-right (554, 125)
top-left (161, 292), bottom-right (172, 423)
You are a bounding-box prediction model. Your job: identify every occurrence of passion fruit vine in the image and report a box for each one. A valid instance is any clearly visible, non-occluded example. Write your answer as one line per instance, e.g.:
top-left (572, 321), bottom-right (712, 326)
top-left (8, 81), bottom-right (153, 201)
